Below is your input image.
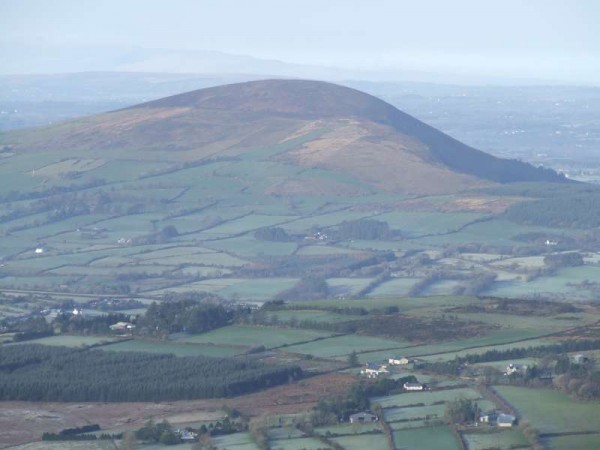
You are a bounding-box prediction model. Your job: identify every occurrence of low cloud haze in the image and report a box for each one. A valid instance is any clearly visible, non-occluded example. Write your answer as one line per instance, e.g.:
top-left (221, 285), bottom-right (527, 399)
top-left (1, 0), bottom-right (598, 84)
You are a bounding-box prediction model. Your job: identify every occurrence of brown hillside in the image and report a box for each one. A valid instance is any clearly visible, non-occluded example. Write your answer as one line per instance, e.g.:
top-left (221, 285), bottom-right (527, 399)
top-left (3, 79), bottom-right (566, 195)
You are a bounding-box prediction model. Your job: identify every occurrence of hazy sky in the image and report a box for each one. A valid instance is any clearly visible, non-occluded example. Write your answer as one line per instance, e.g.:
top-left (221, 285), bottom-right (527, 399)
top-left (1, 0), bottom-right (599, 84)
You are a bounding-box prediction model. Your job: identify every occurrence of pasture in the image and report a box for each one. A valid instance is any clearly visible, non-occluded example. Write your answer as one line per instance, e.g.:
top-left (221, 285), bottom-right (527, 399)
top-left (284, 334), bottom-right (410, 358)
top-left (331, 432), bottom-right (389, 450)
top-left (205, 235), bottom-right (298, 257)
top-left (301, 295), bottom-right (473, 312)
top-left (383, 404), bottom-right (445, 422)
top-left (8, 442), bottom-right (116, 450)
top-left (372, 387), bottom-right (482, 409)
top-left (367, 278), bottom-right (419, 297)
top-left (392, 425), bottom-right (460, 450)
top-left (12, 335), bottom-right (119, 347)
top-left (266, 309), bottom-right (352, 324)
top-left (315, 423), bottom-right (381, 436)
top-left (212, 432), bottom-right (260, 450)
top-left (268, 436), bottom-right (332, 450)
top-left (493, 386), bottom-right (600, 434)
top-left (103, 339), bottom-right (242, 357)
top-left (200, 214), bottom-right (298, 236)
top-left (462, 429), bottom-right (529, 450)
top-left (547, 434), bottom-right (600, 450)
top-left (486, 265), bottom-right (600, 300)
top-left (374, 210), bottom-right (485, 237)
top-left (151, 278), bottom-right (297, 300)
top-left (175, 325), bottom-right (335, 349)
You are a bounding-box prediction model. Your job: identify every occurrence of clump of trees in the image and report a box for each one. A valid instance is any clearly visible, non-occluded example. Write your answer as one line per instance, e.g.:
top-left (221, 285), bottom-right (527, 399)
top-left (543, 252), bottom-right (584, 269)
top-left (140, 299), bottom-right (232, 337)
top-left (445, 397), bottom-right (480, 424)
top-left (553, 355), bottom-right (600, 400)
top-left (53, 312), bottom-right (132, 335)
top-left (331, 219), bottom-right (395, 241)
top-left (136, 420), bottom-right (181, 445)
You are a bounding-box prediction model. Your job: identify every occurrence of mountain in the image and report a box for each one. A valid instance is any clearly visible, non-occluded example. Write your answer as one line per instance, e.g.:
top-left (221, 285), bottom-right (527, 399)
top-left (0, 44), bottom-right (345, 80)
top-left (2, 79), bottom-right (565, 196)
top-left (0, 79), bottom-right (587, 301)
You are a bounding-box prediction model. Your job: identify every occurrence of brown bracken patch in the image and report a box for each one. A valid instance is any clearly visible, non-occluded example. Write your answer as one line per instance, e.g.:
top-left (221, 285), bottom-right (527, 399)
top-left (0, 372), bottom-right (354, 448)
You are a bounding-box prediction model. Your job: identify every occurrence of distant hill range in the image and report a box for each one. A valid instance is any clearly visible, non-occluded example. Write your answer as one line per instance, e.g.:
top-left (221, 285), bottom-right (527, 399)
top-left (3, 79), bottom-right (566, 195)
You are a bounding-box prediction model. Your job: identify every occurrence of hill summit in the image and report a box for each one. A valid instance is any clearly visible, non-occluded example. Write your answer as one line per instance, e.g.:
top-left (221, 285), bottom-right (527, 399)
top-left (4, 79), bottom-right (566, 195)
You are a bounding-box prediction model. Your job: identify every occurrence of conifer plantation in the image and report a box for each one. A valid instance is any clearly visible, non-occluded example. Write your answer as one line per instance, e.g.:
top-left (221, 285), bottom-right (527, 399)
top-left (0, 344), bottom-right (302, 402)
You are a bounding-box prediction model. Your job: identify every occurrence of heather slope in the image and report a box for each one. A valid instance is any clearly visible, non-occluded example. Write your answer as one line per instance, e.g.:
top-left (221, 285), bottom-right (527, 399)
top-left (1, 79), bottom-right (566, 196)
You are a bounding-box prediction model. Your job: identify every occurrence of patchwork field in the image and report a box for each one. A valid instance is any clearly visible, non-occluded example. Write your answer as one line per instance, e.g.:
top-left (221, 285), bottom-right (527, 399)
top-left (174, 325), bottom-right (335, 349)
top-left (284, 334), bottom-right (410, 358)
top-left (547, 434), bottom-right (600, 450)
top-left (373, 387), bottom-right (483, 409)
top-left (102, 339), bottom-right (243, 358)
top-left (331, 433), bottom-right (389, 450)
top-left (462, 429), bottom-right (529, 450)
top-left (392, 425), bottom-right (460, 450)
top-left (494, 386), bottom-right (600, 434)
top-left (13, 335), bottom-right (119, 347)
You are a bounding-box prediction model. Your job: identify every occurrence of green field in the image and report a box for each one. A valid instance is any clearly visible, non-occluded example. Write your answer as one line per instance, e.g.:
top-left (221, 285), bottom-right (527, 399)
top-left (375, 211), bottom-right (485, 237)
top-left (367, 278), bottom-right (419, 297)
top-left (486, 265), bottom-right (600, 300)
top-left (217, 278), bottom-right (298, 300)
top-left (296, 245), bottom-right (360, 256)
top-left (331, 432), bottom-right (389, 450)
top-left (315, 423), bottom-right (381, 436)
top-left (9, 442), bottom-right (116, 450)
top-left (462, 429), bottom-right (529, 450)
top-left (327, 277), bottom-right (376, 295)
top-left (301, 295), bottom-right (473, 312)
top-left (404, 331), bottom-right (555, 361)
top-left (268, 436), bottom-right (332, 450)
top-left (373, 387), bottom-right (483, 409)
top-left (13, 335), bottom-right (118, 347)
top-left (284, 334), bottom-right (410, 357)
top-left (392, 425), bottom-right (460, 450)
top-left (494, 385), bottom-right (600, 434)
top-left (201, 214), bottom-right (298, 236)
top-left (212, 432), bottom-right (261, 450)
top-left (205, 235), bottom-right (297, 257)
top-left (149, 277), bottom-right (297, 299)
top-left (102, 339), bottom-right (243, 357)
top-left (281, 210), bottom-right (376, 233)
top-left (547, 434), bottom-right (600, 450)
top-left (175, 325), bottom-right (335, 349)
top-left (266, 309), bottom-right (352, 324)
top-left (383, 404), bottom-right (445, 422)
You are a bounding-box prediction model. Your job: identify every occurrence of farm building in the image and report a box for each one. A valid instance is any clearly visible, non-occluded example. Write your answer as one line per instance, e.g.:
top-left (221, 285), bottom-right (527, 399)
top-left (177, 429), bottom-right (198, 441)
top-left (403, 382), bottom-right (424, 391)
top-left (479, 411), bottom-right (498, 423)
top-left (388, 356), bottom-right (411, 365)
top-left (361, 362), bottom-right (388, 378)
top-left (349, 412), bottom-right (378, 423)
top-left (497, 413), bottom-right (516, 427)
top-left (109, 321), bottom-right (135, 331)
top-left (573, 354), bottom-right (590, 364)
top-left (505, 363), bottom-right (527, 375)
